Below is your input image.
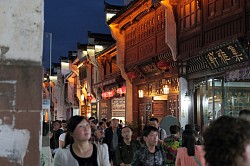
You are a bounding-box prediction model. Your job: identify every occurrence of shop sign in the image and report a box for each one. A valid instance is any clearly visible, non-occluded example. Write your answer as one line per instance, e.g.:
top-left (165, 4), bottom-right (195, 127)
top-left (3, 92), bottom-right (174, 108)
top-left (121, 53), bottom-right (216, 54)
top-left (91, 103), bottom-right (97, 118)
top-left (111, 97), bottom-right (125, 118)
top-left (99, 100), bottom-right (111, 119)
top-left (202, 39), bottom-right (248, 70)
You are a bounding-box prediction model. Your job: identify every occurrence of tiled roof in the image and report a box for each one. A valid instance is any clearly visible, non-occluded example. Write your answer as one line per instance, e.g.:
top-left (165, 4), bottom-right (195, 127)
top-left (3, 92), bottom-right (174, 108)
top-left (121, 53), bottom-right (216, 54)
top-left (104, 1), bottom-right (124, 12)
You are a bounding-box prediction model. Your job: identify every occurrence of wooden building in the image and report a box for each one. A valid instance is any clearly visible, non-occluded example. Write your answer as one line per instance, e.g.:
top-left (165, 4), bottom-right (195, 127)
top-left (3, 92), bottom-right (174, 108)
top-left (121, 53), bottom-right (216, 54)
top-left (106, 0), bottom-right (179, 127)
top-left (176, 0), bottom-right (250, 130)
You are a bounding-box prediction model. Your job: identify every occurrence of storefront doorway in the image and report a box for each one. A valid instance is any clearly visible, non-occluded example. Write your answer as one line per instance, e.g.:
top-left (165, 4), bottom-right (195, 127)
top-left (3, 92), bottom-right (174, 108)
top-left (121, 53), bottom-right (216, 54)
top-left (195, 77), bottom-right (250, 129)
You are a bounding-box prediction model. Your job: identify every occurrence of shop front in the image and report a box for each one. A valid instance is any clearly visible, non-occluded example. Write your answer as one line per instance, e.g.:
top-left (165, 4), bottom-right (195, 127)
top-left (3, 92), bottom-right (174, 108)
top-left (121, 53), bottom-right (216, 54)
top-left (137, 77), bottom-right (179, 126)
top-left (127, 51), bottom-right (179, 130)
top-left (94, 74), bottom-right (126, 121)
top-left (187, 38), bottom-right (250, 130)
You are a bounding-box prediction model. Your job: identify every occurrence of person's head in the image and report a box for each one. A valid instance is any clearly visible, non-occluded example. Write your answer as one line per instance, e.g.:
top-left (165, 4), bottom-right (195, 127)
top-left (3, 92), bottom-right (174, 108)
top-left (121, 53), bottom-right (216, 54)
top-left (239, 109), bottom-right (250, 122)
top-left (194, 124), bottom-right (201, 133)
top-left (149, 117), bottom-right (159, 129)
top-left (61, 120), bottom-right (67, 130)
top-left (121, 126), bottom-right (133, 140)
top-left (101, 118), bottom-right (107, 123)
top-left (182, 129), bottom-right (196, 156)
top-left (170, 125), bottom-right (180, 136)
top-left (88, 117), bottom-right (98, 127)
top-left (185, 124), bottom-right (194, 130)
top-left (106, 121), bottom-right (111, 127)
top-left (52, 120), bottom-right (61, 131)
top-left (203, 116), bottom-right (250, 166)
top-left (66, 115), bottom-right (91, 144)
top-left (143, 125), bottom-right (159, 147)
top-left (111, 118), bottom-right (119, 130)
top-left (99, 121), bottom-right (104, 127)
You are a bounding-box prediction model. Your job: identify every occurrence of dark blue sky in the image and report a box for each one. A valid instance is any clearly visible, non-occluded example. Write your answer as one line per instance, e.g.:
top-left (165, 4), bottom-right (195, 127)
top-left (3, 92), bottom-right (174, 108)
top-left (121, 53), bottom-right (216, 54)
top-left (43, 0), bottom-right (124, 68)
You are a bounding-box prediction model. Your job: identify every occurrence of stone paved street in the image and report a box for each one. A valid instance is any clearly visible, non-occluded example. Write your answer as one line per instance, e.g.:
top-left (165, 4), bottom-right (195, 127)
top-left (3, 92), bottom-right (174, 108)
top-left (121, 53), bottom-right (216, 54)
top-left (41, 136), bottom-right (53, 166)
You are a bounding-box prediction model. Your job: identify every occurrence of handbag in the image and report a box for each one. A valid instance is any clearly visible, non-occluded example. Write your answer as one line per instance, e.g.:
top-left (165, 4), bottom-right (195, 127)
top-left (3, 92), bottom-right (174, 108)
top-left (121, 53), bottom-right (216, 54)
top-left (193, 156), bottom-right (202, 166)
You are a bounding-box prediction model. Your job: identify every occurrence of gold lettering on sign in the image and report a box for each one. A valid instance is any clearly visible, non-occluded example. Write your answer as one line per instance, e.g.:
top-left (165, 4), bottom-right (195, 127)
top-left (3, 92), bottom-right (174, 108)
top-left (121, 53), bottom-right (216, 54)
top-left (207, 52), bottom-right (219, 68)
top-left (227, 45), bottom-right (243, 62)
top-left (216, 49), bottom-right (230, 65)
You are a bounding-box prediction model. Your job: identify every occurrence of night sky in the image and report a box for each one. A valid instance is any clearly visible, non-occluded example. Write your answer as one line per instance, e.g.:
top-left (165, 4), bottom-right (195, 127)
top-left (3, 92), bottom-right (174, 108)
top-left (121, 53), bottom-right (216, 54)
top-left (43, 0), bottom-right (124, 68)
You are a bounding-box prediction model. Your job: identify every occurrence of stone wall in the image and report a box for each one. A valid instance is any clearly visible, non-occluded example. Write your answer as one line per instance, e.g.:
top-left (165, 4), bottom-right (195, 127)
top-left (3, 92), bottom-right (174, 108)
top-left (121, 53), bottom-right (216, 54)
top-left (0, 0), bottom-right (43, 165)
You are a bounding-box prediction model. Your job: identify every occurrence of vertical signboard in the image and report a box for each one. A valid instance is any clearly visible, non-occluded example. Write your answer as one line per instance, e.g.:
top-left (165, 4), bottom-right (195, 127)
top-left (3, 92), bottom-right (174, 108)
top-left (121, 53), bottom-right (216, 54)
top-left (99, 100), bottom-right (111, 120)
top-left (146, 102), bottom-right (152, 123)
top-left (91, 103), bottom-right (97, 118)
top-left (111, 97), bottom-right (126, 118)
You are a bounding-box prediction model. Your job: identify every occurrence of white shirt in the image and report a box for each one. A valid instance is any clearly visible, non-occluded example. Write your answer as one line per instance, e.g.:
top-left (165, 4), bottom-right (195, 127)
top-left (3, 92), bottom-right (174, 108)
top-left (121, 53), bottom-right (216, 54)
top-left (59, 133), bottom-right (66, 142)
top-left (53, 143), bottom-right (110, 166)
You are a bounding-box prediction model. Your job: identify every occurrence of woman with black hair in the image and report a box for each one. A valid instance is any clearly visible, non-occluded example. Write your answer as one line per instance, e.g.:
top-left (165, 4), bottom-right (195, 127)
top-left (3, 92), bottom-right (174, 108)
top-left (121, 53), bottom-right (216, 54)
top-left (53, 115), bottom-right (110, 166)
top-left (175, 129), bottom-right (206, 166)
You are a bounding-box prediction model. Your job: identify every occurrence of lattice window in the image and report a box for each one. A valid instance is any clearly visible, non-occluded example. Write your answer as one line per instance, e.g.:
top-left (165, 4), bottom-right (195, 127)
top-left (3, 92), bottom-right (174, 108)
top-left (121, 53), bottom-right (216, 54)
top-left (180, 0), bottom-right (200, 31)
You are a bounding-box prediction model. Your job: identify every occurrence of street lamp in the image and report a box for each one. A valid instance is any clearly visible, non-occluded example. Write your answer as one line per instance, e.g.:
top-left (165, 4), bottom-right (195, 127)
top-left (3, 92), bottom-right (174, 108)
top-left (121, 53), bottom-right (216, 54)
top-left (44, 32), bottom-right (52, 120)
top-left (45, 32), bottom-right (52, 77)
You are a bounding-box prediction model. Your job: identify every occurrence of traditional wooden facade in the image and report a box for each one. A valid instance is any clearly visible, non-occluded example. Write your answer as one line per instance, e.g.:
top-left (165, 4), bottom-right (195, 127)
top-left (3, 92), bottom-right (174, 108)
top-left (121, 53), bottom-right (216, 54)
top-left (176, 0), bottom-right (250, 130)
top-left (93, 44), bottom-right (127, 121)
top-left (76, 32), bottom-right (119, 118)
top-left (107, 0), bottom-right (179, 126)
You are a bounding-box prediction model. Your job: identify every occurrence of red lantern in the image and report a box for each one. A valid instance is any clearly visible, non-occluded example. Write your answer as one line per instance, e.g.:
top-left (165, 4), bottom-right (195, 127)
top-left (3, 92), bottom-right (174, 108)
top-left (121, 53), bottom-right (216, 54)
top-left (107, 91), bottom-right (114, 97)
top-left (127, 71), bottom-right (136, 80)
top-left (117, 88), bottom-right (123, 95)
top-left (157, 60), bottom-right (170, 70)
top-left (121, 86), bottom-right (126, 94)
top-left (102, 92), bottom-right (107, 98)
top-left (87, 95), bottom-right (92, 101)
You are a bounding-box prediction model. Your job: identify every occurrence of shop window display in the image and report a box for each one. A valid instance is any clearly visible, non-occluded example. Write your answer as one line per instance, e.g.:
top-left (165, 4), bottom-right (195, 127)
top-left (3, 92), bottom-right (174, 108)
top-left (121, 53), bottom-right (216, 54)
top-left (199, 78), bottom-right (250, 127)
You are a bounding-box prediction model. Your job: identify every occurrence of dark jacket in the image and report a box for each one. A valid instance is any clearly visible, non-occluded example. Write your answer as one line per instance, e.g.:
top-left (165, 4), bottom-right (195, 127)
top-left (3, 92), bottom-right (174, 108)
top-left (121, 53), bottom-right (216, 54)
top-left (50, 129), bottom-right (63, 150)
top-left (131, 145), bottom-right (166, 166)
top-left (115, 139), bottom-right (142, 165)
top-left (103, 127), bottom-right (122, 151)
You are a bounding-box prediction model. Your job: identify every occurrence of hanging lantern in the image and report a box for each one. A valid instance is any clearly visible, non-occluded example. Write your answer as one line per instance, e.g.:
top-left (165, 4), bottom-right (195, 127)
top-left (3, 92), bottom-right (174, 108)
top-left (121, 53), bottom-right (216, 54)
top-left (87, 95), bottom-right (92, 101)
top-left (121, 86), bottom-right (126, 94)
top-left (157, 60), bottom-right (170, 71)
top-left (102, 92), bottom-right (108, 98)
top-left (163, 85), bottom-right (169, 94)
top-left (107, 91), bottom-right (114, 98)
top-left (127, 71), bottom-right (136, 80)
top-left (138, 90), bottom-right (144, 98)
top-left (117, 88), bottom-right (123, 95)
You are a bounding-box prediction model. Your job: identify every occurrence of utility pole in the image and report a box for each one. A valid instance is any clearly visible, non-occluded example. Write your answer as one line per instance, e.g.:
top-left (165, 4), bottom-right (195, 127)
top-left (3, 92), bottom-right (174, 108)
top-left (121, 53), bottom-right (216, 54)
top-left (44, 32), bottom-right (53, 120)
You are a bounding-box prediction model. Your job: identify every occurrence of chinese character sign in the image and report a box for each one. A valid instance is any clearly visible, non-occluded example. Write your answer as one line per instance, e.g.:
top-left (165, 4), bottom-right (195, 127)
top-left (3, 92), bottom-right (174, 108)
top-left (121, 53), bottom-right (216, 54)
top-left (203, 40), bottom-right (248, 70)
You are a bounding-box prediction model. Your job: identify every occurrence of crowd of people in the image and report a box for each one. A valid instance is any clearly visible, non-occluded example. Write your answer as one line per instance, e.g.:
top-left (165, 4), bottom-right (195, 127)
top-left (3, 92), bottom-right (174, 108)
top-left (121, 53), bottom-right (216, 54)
top-left (47, 109), bottom-right (250, 166)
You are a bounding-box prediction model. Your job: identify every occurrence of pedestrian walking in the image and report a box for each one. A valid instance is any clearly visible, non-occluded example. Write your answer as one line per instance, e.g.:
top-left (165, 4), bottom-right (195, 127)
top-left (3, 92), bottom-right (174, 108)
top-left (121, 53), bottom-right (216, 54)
top-left (163, 125), bottom-right (181, 166)
top-left (149, 117), bottom-right (167, 144)
top-left (131, 125), bottom-right (166, 166)
top-left (53, 115), bottom-right (110, 166)
top-left (103, 118), bottom-right (122, 165)
top-left (175, 129), bottom-right (205, 166)
top-left (115, 126), bottom-right (141, 166)
top-left (203, 116), bottom-right (250, 166)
